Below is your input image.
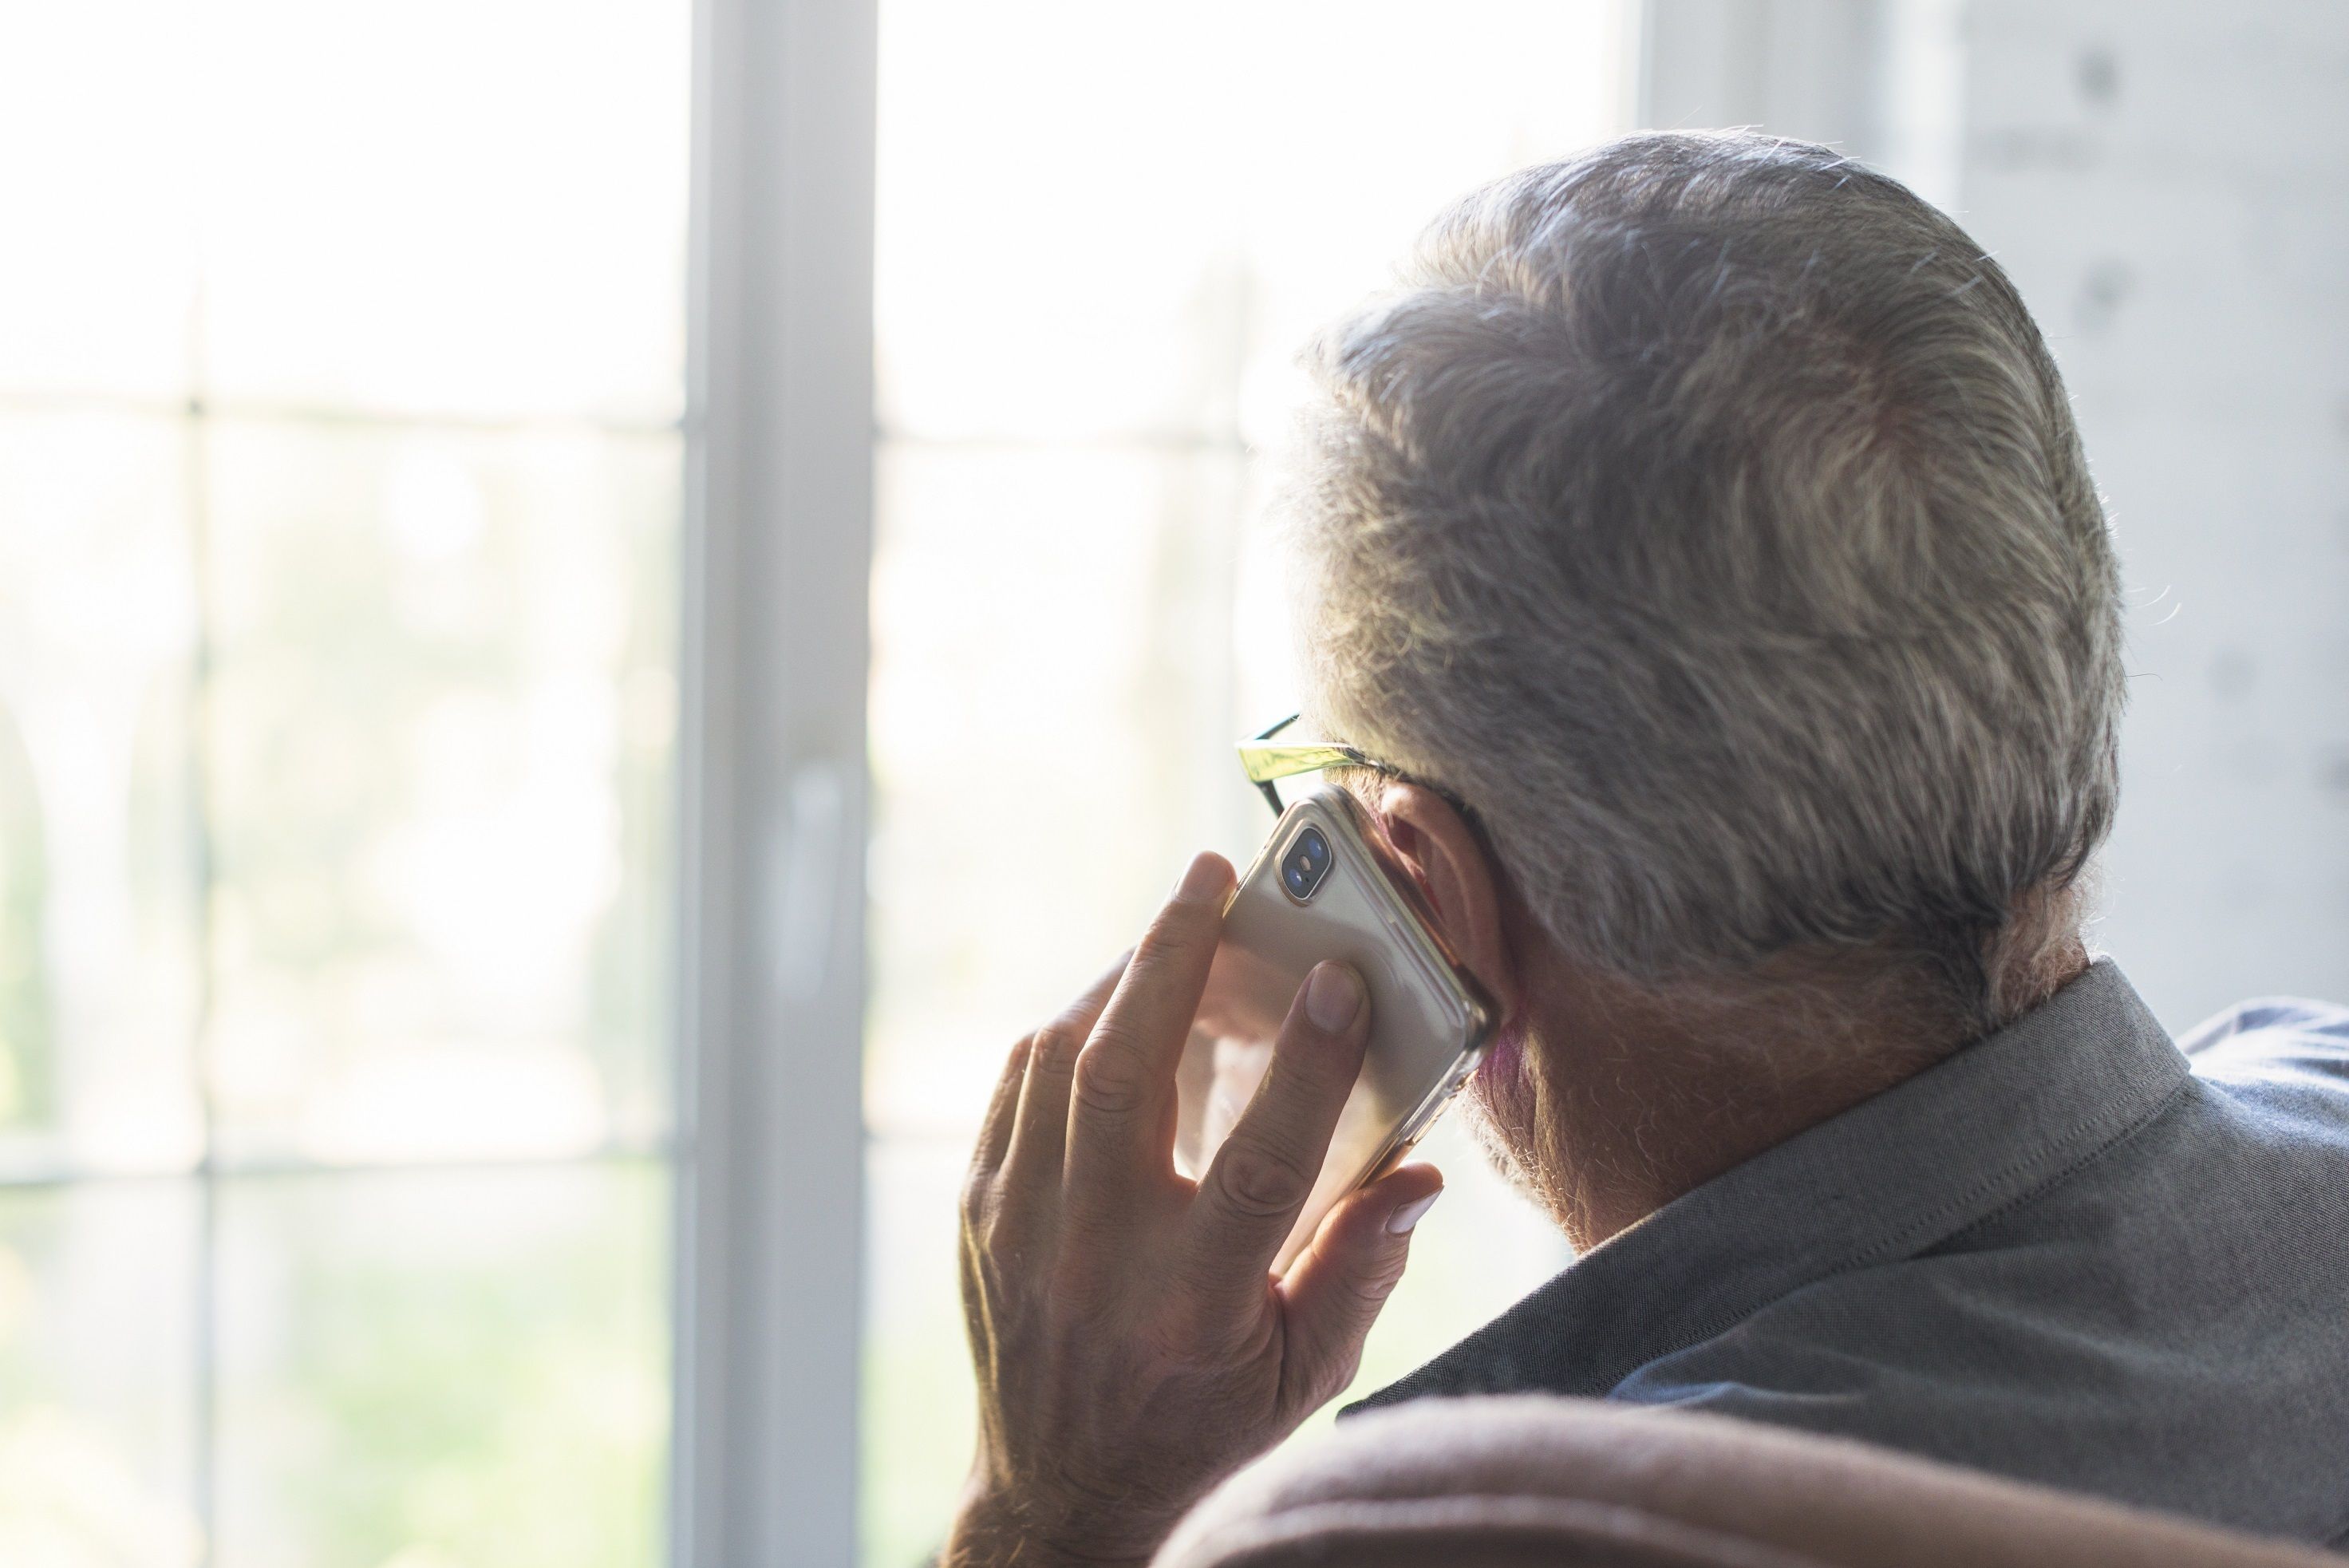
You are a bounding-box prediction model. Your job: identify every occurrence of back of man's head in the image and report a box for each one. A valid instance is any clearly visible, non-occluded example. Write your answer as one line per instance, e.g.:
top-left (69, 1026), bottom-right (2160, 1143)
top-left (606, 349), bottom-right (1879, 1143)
top-left (1290, 131), bottom-right (2122, 1029)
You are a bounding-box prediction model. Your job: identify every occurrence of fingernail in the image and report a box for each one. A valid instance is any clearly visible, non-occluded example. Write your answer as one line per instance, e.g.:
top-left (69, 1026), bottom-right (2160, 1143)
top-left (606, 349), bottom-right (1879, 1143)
top-left (1305, 962), bottom-right (1363, 1031)
top-left (1387, 1191), bottom-right (1441, 1235)
top-left (1172, 852), bottom-right (1226, 905)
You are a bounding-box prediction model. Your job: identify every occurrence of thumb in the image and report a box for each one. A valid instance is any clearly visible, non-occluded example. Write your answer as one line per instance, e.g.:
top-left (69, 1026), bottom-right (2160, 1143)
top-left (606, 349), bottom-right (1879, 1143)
top-left (1273, 1162), bottom-right (1443, 1416)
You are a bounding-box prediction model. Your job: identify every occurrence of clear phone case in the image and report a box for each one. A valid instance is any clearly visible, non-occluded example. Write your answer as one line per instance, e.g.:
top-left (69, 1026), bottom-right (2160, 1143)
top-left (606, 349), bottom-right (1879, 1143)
top-left (1175, 787), bottom-right (1495, 1272)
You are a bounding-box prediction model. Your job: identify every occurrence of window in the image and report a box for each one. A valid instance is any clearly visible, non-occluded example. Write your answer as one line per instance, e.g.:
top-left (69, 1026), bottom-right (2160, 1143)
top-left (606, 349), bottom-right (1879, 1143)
top-left (865, 5), bottom-right (1632, 1562)
top-left (0, 2), bottom-right (689, 1563)
top-left (5, 2), bottom-right (1642, 1561)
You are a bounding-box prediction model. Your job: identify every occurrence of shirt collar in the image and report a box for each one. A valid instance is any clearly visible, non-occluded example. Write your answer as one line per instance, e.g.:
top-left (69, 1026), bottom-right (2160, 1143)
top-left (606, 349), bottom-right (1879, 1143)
top-left (1345, 958), bottom-right (2191, 1414)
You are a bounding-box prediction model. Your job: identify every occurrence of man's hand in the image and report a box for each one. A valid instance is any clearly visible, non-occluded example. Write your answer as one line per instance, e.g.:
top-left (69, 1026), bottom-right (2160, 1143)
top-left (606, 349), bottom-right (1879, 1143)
top-left (942, 851), bottom-right (1445, 1568)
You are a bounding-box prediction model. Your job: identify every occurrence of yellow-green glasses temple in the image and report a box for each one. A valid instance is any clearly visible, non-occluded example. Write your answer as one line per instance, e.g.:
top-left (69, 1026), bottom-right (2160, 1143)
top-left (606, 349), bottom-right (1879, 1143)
top-left (1234, 713), bottom-right (1399, 816)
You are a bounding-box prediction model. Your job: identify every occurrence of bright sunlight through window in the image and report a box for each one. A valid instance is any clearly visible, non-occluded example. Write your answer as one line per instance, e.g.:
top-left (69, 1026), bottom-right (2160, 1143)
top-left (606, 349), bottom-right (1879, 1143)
top-left (0, 2), bottom-right (687, 1562)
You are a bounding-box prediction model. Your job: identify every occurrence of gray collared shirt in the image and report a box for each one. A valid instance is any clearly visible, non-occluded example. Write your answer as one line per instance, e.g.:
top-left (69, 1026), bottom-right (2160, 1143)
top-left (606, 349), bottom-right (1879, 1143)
top-left (1346, 960), bottom-right (2349, 1547)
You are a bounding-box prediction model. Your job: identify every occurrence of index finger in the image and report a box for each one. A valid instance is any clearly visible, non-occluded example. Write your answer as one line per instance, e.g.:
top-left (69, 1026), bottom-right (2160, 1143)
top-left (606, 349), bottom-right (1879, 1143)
top-left (1062, 851), bottom-right (1234, 1222)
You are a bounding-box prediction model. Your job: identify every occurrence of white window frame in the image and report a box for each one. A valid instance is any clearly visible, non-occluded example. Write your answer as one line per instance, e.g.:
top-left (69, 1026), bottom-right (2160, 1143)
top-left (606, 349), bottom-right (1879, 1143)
top-left (674, 0), bottom-right (878, 1562)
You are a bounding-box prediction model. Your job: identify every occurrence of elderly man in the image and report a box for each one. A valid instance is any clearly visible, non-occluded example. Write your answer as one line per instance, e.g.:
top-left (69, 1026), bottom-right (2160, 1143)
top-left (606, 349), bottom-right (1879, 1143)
top-left (942, 132), bottom-right (2349, 1566)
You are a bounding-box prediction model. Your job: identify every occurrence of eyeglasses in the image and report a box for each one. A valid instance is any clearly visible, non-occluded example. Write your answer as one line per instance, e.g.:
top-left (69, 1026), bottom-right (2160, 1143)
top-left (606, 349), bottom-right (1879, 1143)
top-left (1236, 713), bottom-right (1477, 823)
top-left (1234, 713), bottom-right (1402, 816)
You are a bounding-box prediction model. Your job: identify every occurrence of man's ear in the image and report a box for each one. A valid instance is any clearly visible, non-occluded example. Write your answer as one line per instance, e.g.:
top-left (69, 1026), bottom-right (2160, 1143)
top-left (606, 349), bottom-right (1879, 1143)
top-left (1366, 780), bottom-right (1520, 1011)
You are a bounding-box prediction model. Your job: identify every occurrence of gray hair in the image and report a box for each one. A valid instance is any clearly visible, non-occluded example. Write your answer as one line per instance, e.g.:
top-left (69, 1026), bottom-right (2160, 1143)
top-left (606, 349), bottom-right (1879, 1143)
top-left (1287, 132), bottom-right (2123, 1026)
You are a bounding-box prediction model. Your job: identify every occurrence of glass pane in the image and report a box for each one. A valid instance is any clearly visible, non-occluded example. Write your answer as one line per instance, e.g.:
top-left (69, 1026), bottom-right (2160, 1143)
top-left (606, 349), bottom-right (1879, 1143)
top-left (0, 1181), bottom-right (200, 1566)
top-left (213, 1163), bottom-right (668, 1568)
top-left (204, 422), bottom-right (677, 1165)
top-left (867, 444), bottom-right (1258, 1139)
top-left (874, 0), bottom-right (1624, 445)
top-left (1227, 1), bottom-right (1626, 448)
top-left (198, 0), bottom-right (690, 422)
top-left (874, 2), bottom-right (1245, 441)
top-left (863, 1138), bottom-right (973, 1568)
top-left (0, 2), bottom-right (199, 399)
top-left (0, 414), bottom-right (203, 1178)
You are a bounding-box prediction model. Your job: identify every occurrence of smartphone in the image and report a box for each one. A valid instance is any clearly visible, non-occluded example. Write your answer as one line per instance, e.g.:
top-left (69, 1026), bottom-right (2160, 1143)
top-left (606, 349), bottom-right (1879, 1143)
top-left (1174, 784), bottom-right (1497, 1273)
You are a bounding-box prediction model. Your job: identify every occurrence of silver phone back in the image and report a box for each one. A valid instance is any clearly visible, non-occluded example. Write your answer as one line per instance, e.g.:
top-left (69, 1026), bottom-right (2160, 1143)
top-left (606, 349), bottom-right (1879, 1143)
top-left (1176, 787), bottom-right (1494, 1272)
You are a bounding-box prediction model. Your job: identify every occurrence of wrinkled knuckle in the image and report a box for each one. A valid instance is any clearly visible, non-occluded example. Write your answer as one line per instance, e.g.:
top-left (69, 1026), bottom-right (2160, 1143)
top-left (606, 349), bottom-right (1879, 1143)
top-left (1347, 1254), bottom-right (1409, 1309)
top-left (1214, 1139), bottom-right (1313, 1220)
top-left (1281, 1045), bottom-right (1360, 1102)
top-left (1071, 1043), bottom-right (1146, 1118)
top-left (957, 1165), bottom-right (1000, 1227)
top-left (1043, 1262), bottom-right (1111, 1328)
top-left (1028, 1022), bottom-right (1080, 1077)
top-left (1140, 906), bottom-right (1216, 962)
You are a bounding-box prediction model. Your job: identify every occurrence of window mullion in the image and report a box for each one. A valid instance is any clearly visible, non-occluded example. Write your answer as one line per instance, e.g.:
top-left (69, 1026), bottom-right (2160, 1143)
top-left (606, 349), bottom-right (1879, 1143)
top-left (673, 0), bottom-right (878, 1563)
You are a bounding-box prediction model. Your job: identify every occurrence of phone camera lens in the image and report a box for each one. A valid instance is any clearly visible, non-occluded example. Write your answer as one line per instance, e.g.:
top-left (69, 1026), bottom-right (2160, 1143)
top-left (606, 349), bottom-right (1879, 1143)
top-left (1281, 827), bottom-right (1332, 902)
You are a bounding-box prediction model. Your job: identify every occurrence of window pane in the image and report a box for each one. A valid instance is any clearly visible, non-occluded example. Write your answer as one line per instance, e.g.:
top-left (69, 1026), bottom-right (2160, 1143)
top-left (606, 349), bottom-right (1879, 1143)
top-left (204, 423), bottom-right (677, 1165)
top-left (0, 414), bottom-right (203, 1178)
top-left (875, 2), bottom-right (1242, 442)
top-left (0, 2), bottom-right (199, 400)
top-left (0, 1182), bottom-right (200, 1566)
top-left (875, 0), bottom-right (1623, 445)
top-left (863, 1139), bottom-right (972, 1568)
top-left (1226, 5), bottom-right (1625, 445)
top-left (198, 0), bottom-right (690, 422)
top-left (867, 444), bottom-right (1257, 1137)
top-left (213, 1163), bottom-right (667, 1568)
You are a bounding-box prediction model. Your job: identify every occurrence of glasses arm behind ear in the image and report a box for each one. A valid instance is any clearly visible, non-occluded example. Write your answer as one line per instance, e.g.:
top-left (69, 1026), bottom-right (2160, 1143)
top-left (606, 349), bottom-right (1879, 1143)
top-left (1236, 721), bottom-right (1385, 816)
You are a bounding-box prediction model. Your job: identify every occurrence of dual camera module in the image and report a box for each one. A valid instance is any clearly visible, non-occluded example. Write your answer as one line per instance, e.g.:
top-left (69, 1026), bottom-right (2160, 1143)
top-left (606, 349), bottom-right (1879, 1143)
top-left (1281, 826), bottom-right (1333, 902)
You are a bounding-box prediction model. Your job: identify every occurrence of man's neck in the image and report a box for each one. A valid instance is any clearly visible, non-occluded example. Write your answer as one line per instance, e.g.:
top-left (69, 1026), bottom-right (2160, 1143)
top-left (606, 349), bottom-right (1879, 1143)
top-left (1495, 941), bottom-right (2090, 1251)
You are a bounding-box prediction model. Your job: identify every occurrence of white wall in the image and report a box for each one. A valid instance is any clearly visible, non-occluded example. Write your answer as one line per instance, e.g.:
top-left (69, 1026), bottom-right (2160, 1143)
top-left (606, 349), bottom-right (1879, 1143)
top-left (1643, 0), bottom-right (2349, 1029)
top-left (1956, 2), bottom-right (2349, 1029)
